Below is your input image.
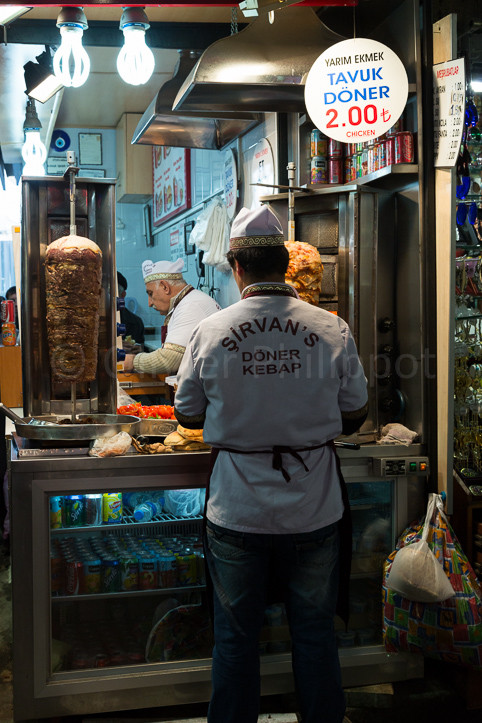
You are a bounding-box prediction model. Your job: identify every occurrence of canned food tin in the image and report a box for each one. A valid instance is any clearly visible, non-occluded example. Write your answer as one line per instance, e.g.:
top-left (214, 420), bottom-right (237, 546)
top-left (386, 136), bottom-right (395, 165)
top-left (63, 495), bottom-right (85, 528)
top-left (80, 559), bottom-right (102, 594)
top-left (328, 138), bottom-right (343, 158)
top-left (50, 496), bottom-right (63, 529)
top-left (1, 300), bottom-right (15, 323)
top-left (310, 155), bottom-right (328, 184)
top-left (102, 492), bottom-right (122, 524)
top-left (65, 560), bottom-right (83, 595)
top-left (394, 131), bottom-right (414, 163)
top-left (102, 559), bottom-right (121, 592)
top-left (84, 494), bottom-right (103, 526)
top-left (310, 129), bottom-right (327, 157)
top-left (328, 158), bottom-right (343, 185)
top-left (1, 322), bottom-right (16, 346)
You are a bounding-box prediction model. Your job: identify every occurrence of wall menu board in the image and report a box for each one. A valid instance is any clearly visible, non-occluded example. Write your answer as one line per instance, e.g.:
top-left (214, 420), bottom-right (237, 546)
top-left (433, 58), bottom-right (465, 168)
top-left (152, 147), bottom-right (191, 226)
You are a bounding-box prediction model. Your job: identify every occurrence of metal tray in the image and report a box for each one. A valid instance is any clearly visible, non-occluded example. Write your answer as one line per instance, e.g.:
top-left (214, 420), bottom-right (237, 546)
top-left (14, 414), bottom-right (140, 441)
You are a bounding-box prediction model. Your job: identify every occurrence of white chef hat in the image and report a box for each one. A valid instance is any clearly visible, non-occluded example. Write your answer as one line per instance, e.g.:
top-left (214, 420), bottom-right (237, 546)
top-left (229, 205), bottom-right (284, 250)
top-left (142, 258), bottom-right (185, 283)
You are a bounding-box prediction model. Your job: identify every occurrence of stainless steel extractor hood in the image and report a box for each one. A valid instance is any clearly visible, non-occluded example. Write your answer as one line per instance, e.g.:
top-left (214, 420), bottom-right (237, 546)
top-left (132, 50), bottom-right (263, 151)
top-left (173, 7), bottom-right (345, 114)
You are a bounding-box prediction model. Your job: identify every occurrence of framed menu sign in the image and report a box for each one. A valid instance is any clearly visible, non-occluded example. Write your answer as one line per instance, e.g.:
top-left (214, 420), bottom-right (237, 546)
top-left (152, 147), bottom-right (191, 226)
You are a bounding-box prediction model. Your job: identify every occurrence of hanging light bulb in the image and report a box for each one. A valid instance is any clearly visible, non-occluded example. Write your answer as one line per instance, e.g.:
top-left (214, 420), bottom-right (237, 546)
top-left (117, 7), bottom-right (155, 86)
top-left (53, 6), bottom-right (90, 88)
top-left (22, 99), bottom-right (47, 176)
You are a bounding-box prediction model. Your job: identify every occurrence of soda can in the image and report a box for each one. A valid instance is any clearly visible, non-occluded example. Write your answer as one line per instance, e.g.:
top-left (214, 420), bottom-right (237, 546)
top-left (157, 553), bottom-right (177, 588)
top-left (102, 559), bottom-right (121, 592)
top-left (50, 496), bottom-right (63, 529)
top-left (63, 495), bottom-right (84, 528)
top-left (176, 551), bottom-right (198, 586)
top-left (1, 299), bottom-right (15, 323)
top-left (120, 556), bottom-right (139, 591)
top-left (386, 136), bottom-right (395, 166)
top-left (80, 559), bottom-right (102, 594)
top-left (102, 492), bottom-right (122, 524)
top-left (310, 129), bottom-right (327, 157)
top-left (138, 557), bottom-right (158, 590)
top-left (51, 554), bottom-right (64, 595)
top-left (1, 322), bottom-right (16, 346)
top-left (94, 653), bottom-right (110, 668)
top-left (328, 139), bottom-right (343, 158)
top-left (65, 560), bottom-right (83, 595)
top-left (310, 156), bottom-right (327, 184)
top-left (328, 158), bottom-right (343, 185)
top-left (84, 494), bottom-right (103, 526)
top-left (386, 117), bottom-right (403, 136)
top-left (394, 131), bottom-right (414, 164)
top-left (377, 140), bottom-right (387, 169)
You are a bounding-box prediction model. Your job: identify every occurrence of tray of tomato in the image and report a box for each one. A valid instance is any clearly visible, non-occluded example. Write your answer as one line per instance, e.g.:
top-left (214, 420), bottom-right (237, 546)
top-left (118, 403), bottom-right (177, 439)
top-left (117, 403), bottom-right (176, 420)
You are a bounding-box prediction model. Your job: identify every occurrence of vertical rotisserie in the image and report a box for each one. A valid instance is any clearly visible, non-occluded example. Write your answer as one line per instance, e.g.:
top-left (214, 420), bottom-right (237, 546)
top-left (45, 235), bottom-right (102, 382)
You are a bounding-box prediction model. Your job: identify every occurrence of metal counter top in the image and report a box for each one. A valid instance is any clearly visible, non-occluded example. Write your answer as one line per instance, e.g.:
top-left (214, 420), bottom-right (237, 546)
top-left (10, 441), bottom-right (426, 474)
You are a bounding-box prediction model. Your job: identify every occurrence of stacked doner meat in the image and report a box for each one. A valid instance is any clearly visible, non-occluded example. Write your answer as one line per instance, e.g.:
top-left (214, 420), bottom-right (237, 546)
top-left (45, 235), bottom-right (102, 382)
top-left (284, 240), bottom-right (324, 306)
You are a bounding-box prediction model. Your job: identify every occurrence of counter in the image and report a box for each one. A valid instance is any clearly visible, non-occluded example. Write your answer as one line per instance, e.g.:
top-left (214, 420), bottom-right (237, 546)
top-left (10, 442), bottom-right (426, 720)
top-left (0, 345), bottom-right (22, 408)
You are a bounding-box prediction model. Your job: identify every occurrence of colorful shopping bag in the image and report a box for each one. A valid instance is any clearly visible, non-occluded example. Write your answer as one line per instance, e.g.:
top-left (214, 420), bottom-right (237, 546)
top-left (383, 493), bottom-right (482, 669)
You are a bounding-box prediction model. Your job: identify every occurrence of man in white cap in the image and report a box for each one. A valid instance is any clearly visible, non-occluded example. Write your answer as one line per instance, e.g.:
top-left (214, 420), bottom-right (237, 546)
top-left (123, 258), bottom-right (220, 375)
top-left (174, 205), bottom-right (368, 723)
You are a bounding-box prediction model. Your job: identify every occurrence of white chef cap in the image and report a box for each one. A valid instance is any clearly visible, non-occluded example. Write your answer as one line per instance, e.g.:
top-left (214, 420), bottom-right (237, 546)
top-left (230, 205), bottom-right (284, 250)
top-left (142, 258), bottom-right (185, 283)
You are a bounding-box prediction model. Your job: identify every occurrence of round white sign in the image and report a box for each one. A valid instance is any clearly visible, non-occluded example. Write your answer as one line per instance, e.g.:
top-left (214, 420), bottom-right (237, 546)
top-left (223, 148), bottom-right (238, 221)
top-left (304, 38), bottom-right (409, 143)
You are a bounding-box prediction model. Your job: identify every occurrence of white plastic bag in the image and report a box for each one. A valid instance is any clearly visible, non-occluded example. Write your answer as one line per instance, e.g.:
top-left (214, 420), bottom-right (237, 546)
top-left (164, 489), bottom-right (201, 517)
top-left (89, 431), bottom-right (132, 458)
top-left (387, 493), bottom-right (454, 603)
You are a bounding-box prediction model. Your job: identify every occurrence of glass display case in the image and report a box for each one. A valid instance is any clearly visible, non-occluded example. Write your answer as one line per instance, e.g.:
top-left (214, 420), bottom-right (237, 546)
top-left (11, 445), bottom-right (425, 720)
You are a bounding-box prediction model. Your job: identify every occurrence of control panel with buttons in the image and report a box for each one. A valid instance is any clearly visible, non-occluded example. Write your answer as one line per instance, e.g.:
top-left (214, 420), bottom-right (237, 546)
top-left (372, 457), bottom-right (430, 477)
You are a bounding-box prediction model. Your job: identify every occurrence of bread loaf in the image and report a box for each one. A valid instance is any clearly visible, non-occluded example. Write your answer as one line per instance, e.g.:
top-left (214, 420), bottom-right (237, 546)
top-left (45, 235), bottom-right (102, 382)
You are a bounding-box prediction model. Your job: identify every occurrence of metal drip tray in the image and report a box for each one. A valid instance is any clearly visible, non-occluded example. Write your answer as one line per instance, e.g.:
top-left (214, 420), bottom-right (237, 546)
top-left (12, 434), bottom-right (91, 458)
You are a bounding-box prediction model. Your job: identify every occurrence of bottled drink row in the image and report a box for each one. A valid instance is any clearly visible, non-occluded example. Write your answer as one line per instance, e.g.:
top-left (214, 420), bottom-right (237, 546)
top-left (51, 531), bottom-right (205, 596)
top-left (50, 489), bottom-right (204, 529)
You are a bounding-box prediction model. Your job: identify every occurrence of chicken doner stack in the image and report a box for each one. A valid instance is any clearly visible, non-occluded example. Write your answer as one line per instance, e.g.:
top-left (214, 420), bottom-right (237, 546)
top-left (285, 240), bottom-right (324, 306)
top-left (45, 235), bottom-right (103, 382)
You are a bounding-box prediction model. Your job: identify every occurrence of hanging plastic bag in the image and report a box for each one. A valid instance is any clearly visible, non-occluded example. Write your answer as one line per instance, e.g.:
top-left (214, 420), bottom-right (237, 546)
top-left (383, 492), bottom-right (482, 670)
top-left (387, 494), bottom-right (454, 602)
top-left (164, 489), bottom-right (202, 517)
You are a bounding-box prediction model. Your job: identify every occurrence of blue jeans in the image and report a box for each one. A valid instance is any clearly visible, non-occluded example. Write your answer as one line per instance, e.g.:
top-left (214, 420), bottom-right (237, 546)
top-left (205, 520), bottom-right (345, 723)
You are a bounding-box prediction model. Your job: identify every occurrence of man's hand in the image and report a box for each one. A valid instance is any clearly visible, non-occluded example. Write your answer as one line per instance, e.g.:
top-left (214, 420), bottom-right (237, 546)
top-left (122, 339), bottom-right (142, 354)
top-left (123, 354), bottom-right (135, 372)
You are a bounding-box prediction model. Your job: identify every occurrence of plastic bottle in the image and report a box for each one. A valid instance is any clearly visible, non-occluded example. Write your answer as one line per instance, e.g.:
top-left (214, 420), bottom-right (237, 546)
top-left (123, 491), bottom-right (149, 509)
top-left (133, 500), bottom-right (162, 522)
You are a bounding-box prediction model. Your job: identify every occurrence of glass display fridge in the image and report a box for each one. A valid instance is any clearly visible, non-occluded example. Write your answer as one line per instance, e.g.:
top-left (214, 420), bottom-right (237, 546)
top-left (10, 445), bottom-right (427, 721)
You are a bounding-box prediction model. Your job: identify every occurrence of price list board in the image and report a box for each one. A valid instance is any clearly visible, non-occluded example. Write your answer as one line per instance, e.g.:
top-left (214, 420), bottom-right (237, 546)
top-left (433, 58), bottom-right (465, 168)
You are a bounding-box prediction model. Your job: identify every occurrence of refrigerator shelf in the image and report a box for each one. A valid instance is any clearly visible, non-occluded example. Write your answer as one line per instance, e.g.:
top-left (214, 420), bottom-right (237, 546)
top-left (51, 512), bottom-right (204, 534)
top-left (51, 582), bottom-right (206, 602)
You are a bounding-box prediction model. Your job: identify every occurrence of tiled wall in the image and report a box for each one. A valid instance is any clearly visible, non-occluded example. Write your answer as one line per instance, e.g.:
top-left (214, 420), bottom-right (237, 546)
top-left (116, 113), bottom-right (279, 334)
